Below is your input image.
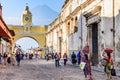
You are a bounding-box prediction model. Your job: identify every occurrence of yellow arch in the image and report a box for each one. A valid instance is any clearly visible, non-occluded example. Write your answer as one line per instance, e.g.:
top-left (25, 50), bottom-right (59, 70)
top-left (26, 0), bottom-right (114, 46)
top-left (8, 25), bottom-right (48, 58)
top-left (14, 36), bottom-right (41, 48)
top-left (14, 36), bottom-right (41, 47)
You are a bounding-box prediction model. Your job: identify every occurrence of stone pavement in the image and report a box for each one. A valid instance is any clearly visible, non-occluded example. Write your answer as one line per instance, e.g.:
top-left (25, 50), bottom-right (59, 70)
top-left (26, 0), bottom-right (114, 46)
top-left (0, 59), bottom-right (118, 80)
top-left (0, 59), bottom-right (120, 80)
top-left (92, 66), bottom-right (120, 77)
top-left (0, 59), bottom-right (110, 80)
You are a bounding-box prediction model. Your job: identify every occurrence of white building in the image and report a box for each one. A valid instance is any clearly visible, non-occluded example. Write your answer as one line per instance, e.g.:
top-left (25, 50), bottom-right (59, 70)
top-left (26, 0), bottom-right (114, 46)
top-left (46, 0), bottom-right (120, 65)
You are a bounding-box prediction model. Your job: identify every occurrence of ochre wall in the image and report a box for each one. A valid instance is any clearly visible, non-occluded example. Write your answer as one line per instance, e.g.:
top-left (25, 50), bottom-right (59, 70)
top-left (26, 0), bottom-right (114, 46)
top-left (8, 25), bottom-right (47, 58)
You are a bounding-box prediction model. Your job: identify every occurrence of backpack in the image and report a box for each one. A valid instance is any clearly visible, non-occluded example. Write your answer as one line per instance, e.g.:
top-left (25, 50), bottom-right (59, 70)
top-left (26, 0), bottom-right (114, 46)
top-left (111, 67), bottom-right (116, 76)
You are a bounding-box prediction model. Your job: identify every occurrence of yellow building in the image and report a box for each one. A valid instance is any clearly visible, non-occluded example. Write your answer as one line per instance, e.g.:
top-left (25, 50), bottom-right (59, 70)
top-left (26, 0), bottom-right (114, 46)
top-left (8, 5), bottom-right (48, 58)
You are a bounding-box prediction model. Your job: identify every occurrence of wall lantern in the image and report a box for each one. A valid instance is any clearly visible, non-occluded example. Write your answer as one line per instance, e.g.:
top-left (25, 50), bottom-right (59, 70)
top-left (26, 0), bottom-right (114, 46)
top-left (101, 31), bottom-right (104, 34)
top-left (110, 28), bottom-right (115, 32)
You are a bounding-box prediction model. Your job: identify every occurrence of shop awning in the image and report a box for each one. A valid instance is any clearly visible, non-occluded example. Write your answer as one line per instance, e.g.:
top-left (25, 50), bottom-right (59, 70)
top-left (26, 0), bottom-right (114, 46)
top-left (0, 16), bottom-right (12, 38)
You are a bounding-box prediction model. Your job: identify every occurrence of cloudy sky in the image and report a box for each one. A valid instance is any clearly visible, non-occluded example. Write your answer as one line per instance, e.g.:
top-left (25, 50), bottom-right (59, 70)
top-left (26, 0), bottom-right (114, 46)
top-left (0, 0), bottom-right (65, 51)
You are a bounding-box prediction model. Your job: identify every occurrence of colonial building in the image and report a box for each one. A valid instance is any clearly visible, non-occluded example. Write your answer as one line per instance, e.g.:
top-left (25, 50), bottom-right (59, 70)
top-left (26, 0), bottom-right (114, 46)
top-left (0, 4), bottom-right (15, 54)
top-left (46, 0), bottom-right (120, 65)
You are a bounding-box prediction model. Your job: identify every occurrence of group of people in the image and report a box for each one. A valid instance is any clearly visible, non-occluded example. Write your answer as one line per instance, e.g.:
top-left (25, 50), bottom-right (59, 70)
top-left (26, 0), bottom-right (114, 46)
top-left (0, 50), bottom-right (21, 66)
top-left (71, 51), bottom-right (81, 65)
top-left (73, 49), bottom-right (115, 80)
top-left (0, 47), bottom-right (115, 80)
top-left (54, 52), bottom-right (68, 67)
top-left (51, 48), bottom-right (115, 80)
top-left (45, 52), bottom-right (68, 67)
top-left (45, 52), bottom-right (55, 61)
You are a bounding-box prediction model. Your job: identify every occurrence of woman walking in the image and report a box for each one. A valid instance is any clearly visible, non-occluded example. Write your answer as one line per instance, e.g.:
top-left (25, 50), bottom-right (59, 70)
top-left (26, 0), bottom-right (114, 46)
top-left (103, 51), bottom-right (113, 80)
top-left (63, 53), bottom-right (68, 66)
top-left (54, 53), bottom-right (60, 67)
top-left (83, 54), bottom-right (92, 80)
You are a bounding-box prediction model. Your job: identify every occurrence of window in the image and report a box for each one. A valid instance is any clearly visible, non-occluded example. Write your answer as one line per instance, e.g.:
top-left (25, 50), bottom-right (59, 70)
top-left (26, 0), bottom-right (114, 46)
top-left (74, 26), bottom-right (78, 33)
top-left (74, 17), bottom-right (78, 33)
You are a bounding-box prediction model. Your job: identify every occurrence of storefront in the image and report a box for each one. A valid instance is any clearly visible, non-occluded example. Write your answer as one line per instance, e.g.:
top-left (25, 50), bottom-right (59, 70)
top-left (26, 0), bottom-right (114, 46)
top-left (0, 4), bottom-right (15, 54)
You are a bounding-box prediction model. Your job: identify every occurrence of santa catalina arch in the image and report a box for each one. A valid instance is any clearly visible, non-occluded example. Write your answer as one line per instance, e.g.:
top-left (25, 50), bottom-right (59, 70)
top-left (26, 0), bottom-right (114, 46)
top-left (8, 5), bottom-right (47, 57)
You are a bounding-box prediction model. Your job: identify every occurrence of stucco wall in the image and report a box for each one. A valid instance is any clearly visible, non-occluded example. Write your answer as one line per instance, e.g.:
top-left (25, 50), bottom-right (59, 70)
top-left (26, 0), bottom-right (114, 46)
top-left (46, 0), bottom-right (120, 63)
top-left (114, 0), bottom-right (120, 62)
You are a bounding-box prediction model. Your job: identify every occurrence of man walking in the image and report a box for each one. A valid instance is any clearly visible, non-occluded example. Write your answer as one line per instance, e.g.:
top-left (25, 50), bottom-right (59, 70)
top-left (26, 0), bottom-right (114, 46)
top-left (77, 51), bottom-right (81, 65)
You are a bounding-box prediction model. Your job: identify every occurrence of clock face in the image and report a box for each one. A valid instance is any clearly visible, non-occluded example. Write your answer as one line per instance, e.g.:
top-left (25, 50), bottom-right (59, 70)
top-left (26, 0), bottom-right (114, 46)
top-left (25, 16), bottom-right (29, 21)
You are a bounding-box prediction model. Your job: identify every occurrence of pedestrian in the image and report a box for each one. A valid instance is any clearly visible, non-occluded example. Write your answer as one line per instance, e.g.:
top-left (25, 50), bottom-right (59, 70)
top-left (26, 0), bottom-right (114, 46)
top-left (3, 52), bottom-right (7, 65)
top-left (25, 53), bottom-right (28, 59)
top-left (102, 52), bottom-right (113, 80)
top-left (71, 51), bottom-right (77, 65)
top-left (54, 52), bottom-right (60, 67)
top-left (7, 53), bottom-right (11, 65)
top-left (44, 53), bottom-right (47, 59)
top-left (77, 50), bottom-right (81, 65)
top-left (63, 53), bottom-right (68, 66)
top-left (83, 54), bottom-right (92, 80)
top-left (11, 52), bottom-right (16, 66)
top-left (59, 52), bottom-right (61, 59)
top-left (52, 52), bottom-right (54, 59)
top-left (16, 50), bottom-right (21, 66)
top-left (0, 53), bottom-right (2, 64)
top-left (47, 53), bottom-right (51, 61)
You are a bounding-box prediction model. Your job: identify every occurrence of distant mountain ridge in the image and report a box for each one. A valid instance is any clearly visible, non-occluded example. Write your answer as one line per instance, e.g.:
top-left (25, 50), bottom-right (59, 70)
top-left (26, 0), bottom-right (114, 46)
top-left (4, 5), bottom-right (59, 25)
top-left (31, 5), bottom-right (59, 25)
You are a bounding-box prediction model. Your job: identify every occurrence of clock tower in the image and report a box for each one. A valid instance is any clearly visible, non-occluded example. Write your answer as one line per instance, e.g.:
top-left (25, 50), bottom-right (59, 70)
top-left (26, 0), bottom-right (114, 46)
top-left (22, 5), bottom-right (32, 32)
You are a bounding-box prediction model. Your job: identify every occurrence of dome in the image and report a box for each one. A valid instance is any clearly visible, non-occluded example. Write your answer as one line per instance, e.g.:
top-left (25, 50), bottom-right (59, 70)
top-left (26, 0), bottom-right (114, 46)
top-left (25, 6), bottom-right (29, 10)
top-left (23, 6), bottom-right (32, 15)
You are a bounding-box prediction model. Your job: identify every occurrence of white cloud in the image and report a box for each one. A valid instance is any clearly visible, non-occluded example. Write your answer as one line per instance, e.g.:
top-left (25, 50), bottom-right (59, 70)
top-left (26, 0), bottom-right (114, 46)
top-left (3, 16), bottom-right (21, 25)
top-left (16, 37), bottom-right (40, 51)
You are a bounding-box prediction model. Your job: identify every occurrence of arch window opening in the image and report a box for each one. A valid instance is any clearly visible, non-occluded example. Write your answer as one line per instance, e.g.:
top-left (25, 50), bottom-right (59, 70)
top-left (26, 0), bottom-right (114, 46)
top-left (14, 37), bottom-right (40, 59)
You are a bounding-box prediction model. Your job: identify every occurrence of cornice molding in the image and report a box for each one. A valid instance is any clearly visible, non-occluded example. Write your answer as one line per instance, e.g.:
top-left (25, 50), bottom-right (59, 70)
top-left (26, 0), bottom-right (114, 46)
top-left (48, 0), bottom-right (98, 32)
top-left (83, 6), bottom-right (101, 18)
top-left (80, 0), bottom-right (95, 9)
top-left (62, 0), bottom-right (71, 11)
top-left (64, 0), bottom-right (95, 22)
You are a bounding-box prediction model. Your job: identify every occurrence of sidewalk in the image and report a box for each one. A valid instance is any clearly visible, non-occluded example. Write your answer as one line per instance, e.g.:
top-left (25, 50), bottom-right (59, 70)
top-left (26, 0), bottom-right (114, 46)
top-left (60, 60), bottom-right (120, 77)
top-left (92, 66), bottom-right (120, 77)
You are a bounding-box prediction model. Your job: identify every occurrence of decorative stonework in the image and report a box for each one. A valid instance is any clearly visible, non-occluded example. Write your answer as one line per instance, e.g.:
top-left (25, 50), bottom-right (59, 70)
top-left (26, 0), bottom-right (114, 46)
top-left (83, 6), bottom-right (101, 25)
top-left (83, 6), bottom-right (101, 18)
top-left (80, 0), bottom-right (95, 9)
top-left (22, 6), bottom-right (32, 25)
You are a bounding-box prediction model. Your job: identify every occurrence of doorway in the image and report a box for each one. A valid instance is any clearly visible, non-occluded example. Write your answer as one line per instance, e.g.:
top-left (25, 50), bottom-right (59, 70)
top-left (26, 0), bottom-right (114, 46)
top-left (91, 23), bottom-right (98, 66)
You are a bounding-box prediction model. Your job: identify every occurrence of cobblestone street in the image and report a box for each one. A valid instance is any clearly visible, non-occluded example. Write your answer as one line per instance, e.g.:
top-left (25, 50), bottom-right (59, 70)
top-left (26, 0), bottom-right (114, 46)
top-left (0, 59), bottom-right (120, 80)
